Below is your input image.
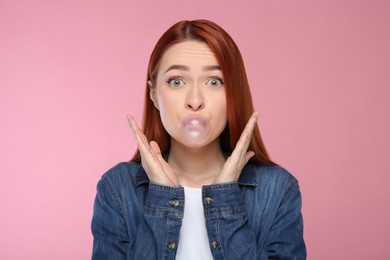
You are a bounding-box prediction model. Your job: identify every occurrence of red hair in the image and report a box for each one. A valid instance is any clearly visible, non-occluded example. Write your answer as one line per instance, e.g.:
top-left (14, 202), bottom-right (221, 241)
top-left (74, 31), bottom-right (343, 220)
top-left (131, 20), bottom-right (276, 166)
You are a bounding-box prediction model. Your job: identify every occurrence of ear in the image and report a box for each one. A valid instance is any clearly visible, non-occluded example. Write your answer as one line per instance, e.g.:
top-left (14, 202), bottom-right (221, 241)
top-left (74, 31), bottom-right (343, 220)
top-left (148, 80), bottom-right (159, 110)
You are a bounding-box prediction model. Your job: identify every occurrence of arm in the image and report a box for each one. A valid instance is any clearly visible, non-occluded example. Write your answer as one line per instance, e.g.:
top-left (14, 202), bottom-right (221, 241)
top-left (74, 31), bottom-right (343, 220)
top-left (264, 179), bottom-right (306, 259)
top-left (203, 178), bottom-right (306, 260)
top-left (91, 176), bottom-right (129, 260)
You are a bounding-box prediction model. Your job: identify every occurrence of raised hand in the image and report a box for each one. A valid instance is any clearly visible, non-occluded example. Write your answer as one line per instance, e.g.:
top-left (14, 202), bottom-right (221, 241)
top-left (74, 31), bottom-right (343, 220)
top-left (127, 115), bottom-right (179, 186)
top-left (214, 112), bottom-right (259, 184)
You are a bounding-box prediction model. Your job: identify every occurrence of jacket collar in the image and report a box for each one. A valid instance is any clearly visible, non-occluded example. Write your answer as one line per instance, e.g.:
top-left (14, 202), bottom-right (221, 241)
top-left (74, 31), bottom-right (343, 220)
top-left (135, 157), bottom-right (258, 187)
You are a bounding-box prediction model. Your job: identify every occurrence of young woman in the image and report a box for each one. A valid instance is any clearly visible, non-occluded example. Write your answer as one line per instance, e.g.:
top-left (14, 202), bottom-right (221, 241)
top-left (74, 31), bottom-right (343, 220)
top-left (92, 20), bottom-right (306, 259)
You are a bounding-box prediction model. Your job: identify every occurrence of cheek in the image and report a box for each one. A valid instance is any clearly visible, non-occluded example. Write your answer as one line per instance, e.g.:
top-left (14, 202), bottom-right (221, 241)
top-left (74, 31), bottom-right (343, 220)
top-left (157, 89), bottom-right (176, 114)
top-left (210, 93), bottom-right (228, 130)
top-left (211, 91), bottom-right (227, 115)
top-left (156, 89), bottom-right (180, 131)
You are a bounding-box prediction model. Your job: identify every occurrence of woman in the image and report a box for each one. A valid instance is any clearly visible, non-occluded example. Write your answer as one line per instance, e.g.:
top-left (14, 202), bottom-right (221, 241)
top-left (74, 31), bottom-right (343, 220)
top-left (92, 20), bottom-right (306, 259)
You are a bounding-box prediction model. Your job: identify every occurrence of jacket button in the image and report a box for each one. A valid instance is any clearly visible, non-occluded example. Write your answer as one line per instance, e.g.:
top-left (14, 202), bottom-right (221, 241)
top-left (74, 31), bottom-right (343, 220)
top-left (168, 199), bottom-right (179, 207)
top-left (205, 197), bottom-right (214, 205)
top-left (211, 240), bottom-right (218, 249)
top-left (167, 241), bottom-right (176, 250)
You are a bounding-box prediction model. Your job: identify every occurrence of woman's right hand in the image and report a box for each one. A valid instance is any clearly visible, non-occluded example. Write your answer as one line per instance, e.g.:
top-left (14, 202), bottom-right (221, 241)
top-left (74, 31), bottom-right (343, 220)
top-left (127, 115), bottom-right (179, 187)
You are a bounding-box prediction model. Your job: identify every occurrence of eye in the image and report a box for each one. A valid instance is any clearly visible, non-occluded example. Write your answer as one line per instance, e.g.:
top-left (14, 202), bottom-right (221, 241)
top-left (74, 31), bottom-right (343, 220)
top-left (206, 77), bottom-right (224, 88)
top-left (167, 77), bottom-right (185, 88)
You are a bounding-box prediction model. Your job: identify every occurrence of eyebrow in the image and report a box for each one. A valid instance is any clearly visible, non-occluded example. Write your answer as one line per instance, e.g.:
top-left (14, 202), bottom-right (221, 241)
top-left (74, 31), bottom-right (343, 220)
top-left (163, 64), bottom-right (221, 74)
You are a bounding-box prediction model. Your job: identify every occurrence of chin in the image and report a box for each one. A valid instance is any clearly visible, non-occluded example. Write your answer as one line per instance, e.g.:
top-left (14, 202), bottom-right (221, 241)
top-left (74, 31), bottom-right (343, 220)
top-left (177, 135), bottom-right (220, 149)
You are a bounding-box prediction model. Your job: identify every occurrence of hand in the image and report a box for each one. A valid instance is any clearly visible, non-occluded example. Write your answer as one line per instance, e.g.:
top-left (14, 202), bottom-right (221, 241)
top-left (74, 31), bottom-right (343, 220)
top-left (214, 112), bottom-right (259, 184)
top-left (127, 115), bottom-right (179, 186)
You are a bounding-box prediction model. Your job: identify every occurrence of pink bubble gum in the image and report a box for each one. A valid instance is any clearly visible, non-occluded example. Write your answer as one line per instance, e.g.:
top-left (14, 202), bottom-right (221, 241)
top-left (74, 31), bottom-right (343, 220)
top-left (179, 115), bottom-right (211, 145)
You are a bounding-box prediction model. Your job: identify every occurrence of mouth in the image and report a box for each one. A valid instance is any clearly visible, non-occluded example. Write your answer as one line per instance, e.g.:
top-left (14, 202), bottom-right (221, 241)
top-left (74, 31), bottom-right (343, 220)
top-left (178, 114), bottom-right (211, 143)
top-left (183, 117), bottom-right (205, 130)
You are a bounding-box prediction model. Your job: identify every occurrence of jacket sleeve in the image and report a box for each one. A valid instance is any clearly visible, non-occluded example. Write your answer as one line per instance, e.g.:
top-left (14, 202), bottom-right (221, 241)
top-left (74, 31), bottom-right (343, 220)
top-left (263, 178), bottom-right (306, 259)
top-left (91, 176), bottom-right (129, 260)
top-left (203, 179), bottom-right (306, 259)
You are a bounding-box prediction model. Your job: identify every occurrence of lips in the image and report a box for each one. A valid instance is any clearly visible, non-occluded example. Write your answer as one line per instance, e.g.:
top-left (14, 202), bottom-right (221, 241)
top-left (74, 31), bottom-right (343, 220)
top-left (182, 116), bottom-right (206, 130)
top-left (178, 115), bottom-right (211, 144)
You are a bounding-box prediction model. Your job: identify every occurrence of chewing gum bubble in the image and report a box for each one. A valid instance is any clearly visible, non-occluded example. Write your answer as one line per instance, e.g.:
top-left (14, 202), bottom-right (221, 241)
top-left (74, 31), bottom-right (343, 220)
top-left (178, 115), bottom-right (210, 145)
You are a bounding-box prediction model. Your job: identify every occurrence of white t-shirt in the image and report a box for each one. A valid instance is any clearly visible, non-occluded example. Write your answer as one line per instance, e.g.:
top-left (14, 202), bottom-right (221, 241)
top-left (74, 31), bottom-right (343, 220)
top-left (175, 186), bottom-right (213, 260)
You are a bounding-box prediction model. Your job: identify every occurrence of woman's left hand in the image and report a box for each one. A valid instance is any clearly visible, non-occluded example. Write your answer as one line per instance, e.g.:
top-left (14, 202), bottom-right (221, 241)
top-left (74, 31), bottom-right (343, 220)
top-left (214, 112), bottom-right (259, 184)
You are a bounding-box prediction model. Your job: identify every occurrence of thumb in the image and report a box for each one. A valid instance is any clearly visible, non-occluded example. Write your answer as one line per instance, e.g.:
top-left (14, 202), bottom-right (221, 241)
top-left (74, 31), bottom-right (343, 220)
top-left (244, 151), bottom-right (255, 165)
top-left (149, 141), bottom-right (162, 155)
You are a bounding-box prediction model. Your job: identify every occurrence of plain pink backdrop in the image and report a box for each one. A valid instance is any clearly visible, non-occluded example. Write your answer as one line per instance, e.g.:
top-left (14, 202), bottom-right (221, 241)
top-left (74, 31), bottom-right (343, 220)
top-left (1, 0), bottom-right (389, 259)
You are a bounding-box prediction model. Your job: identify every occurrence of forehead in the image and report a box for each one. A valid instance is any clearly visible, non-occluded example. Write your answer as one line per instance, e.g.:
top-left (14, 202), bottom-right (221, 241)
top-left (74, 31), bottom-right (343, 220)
top-left (159, 40), bottom-right (219, 69)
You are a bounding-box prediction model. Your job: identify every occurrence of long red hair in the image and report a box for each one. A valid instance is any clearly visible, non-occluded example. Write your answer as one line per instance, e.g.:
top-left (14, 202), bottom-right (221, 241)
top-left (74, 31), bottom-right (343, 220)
top-left (131, 20), bottom-right (276, 166)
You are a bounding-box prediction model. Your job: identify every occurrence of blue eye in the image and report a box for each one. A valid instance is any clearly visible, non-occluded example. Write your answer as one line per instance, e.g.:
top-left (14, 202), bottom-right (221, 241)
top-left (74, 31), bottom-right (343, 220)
top-left (167, 77), bottom-right (185, 88)
top-left (206, 78), bottom-right (224, 87)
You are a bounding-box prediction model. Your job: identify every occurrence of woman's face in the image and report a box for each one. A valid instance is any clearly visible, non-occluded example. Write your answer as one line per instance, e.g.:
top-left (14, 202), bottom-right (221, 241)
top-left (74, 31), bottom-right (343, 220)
top-left (150, 40), bottom-right (227, 148)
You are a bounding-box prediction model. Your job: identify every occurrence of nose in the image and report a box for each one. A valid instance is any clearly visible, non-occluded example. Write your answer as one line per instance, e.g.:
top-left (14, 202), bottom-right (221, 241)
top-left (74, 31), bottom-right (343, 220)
top-left (185, 85), bottom-right (205, 111)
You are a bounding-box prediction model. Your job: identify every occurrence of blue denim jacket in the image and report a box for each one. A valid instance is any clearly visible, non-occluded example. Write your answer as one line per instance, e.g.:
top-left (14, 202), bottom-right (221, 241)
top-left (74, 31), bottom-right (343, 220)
top-left (91, 162), bottom-right (306, 259)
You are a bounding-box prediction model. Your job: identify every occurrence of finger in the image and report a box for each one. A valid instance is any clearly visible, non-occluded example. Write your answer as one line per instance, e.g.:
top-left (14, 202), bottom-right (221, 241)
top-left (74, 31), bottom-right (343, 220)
top-left (232, 112), bottom-right (259, 158)
top-left (159, 160), bottom-right (179, 186)
top-left (127, 115), bottom-right (146, 140)
top-left (149, 140), bottom-right (161, 155)
top-left (150, 141), bottom-right (179, 186)
top-left (128, 116), bottom-right (176, 186)
top-left (147, 141), bottom-right (166, 173)
top-left (230, 151), bottom-right (255, 180)
top-left (127, 115), bottom-right (137, 133)
top-left (133, 127), bottom-right (150, 152)
top-left (244, 151), bottom-right (255, 165)
top-left (149, 141), bottom-right (178, 186)
top-left (139, 140), bottom-right (165, 182)
top-left (242, 112), bottom-right (259, 142)
top-left (127, 115), bottom-right (159, 170)
top-left (127, 115), bottom-right (145, 139)
top-left (127, 115), bottom-right (150, 149)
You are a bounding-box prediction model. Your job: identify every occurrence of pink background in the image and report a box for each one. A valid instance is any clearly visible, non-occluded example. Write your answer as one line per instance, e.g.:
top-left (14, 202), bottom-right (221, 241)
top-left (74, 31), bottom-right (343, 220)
top-left (1, 0), bottom-right (389, 259)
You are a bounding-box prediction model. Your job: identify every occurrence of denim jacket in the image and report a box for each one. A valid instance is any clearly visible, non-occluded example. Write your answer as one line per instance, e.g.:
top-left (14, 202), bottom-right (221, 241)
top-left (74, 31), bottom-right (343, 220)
top-left (91, 162), bottom-right (306, 259)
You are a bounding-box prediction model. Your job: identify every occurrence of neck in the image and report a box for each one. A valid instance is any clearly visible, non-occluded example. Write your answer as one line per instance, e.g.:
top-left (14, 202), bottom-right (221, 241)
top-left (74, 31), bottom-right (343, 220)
top-left (168, 138), bottom-right (226, 187)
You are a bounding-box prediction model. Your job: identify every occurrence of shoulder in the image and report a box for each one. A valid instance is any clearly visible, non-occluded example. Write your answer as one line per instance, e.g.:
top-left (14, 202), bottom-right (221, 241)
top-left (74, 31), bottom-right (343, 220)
top-left (255, 164), bottom-right (298, 184)
top-left (93, 162), bottom-right (145, 223)
top-left (98, 162), bottom-right (143, 192)
top-left (243, 164), bottom-right (300, 202)
top-left (242, 163), bottom-right (298, 186)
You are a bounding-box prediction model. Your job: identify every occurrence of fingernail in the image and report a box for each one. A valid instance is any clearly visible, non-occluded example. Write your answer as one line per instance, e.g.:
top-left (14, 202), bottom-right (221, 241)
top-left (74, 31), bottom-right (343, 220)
top-left (254, 112), bottom-right (260, 119)
top-left (127, 115), bottom-right (132, 126)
